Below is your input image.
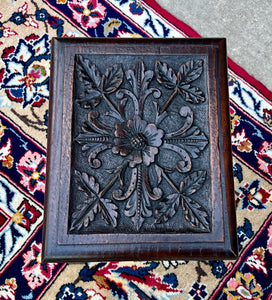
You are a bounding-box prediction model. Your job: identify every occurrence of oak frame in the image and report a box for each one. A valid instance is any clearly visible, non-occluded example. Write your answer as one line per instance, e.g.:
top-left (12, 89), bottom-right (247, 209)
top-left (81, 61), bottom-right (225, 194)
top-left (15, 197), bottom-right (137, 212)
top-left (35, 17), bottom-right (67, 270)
top-left (42, 38), bottom-right (238, 262)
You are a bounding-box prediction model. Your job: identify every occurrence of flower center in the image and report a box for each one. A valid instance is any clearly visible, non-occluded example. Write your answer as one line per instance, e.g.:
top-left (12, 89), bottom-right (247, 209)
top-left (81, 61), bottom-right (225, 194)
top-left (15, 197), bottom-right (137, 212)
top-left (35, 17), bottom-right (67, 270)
top-left (26, 74), bottom-right (36, 87)
top-left (36, 253), bottom-right (42, 264)
top-left (19, 74), bottom-right (36, 90)
top-left (247, 193), bottom-right (254, 200)
top-left (196, 289), bottom-right (201, 295)
top-left (12, 211), bottom-right (23, 224)
top-left (83, 8), bottom-right (91, 16)
top-left (130, 133), bottom-right (147, 150)
top-left (236, 286), bottom-right (253, 299)
top-left (32, 171), bottom-right (40, 180)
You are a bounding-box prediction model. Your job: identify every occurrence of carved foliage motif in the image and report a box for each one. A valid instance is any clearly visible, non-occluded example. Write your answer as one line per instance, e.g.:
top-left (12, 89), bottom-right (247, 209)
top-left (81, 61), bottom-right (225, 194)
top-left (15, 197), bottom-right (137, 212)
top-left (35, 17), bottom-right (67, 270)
top-left (69, 55), bottom-right (210, 233)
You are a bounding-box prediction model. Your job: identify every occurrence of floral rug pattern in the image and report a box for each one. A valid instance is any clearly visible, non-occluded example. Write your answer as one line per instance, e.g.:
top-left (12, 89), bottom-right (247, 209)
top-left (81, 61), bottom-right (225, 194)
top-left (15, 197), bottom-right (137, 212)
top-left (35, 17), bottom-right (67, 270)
top-left (0, 0), bottom-right (272, 299)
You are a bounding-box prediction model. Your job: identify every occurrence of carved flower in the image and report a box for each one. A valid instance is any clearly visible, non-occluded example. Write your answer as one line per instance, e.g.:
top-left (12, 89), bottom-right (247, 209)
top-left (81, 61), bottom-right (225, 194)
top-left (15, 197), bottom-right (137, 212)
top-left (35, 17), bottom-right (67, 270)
top-left (112, 115), bottom-right (164, 167)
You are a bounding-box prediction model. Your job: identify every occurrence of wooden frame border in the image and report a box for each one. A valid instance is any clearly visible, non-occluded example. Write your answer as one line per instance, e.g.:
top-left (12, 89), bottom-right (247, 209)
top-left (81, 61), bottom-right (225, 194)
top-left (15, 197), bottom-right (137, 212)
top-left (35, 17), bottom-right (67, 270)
top-left (42, 38), bottom-right (238, 262)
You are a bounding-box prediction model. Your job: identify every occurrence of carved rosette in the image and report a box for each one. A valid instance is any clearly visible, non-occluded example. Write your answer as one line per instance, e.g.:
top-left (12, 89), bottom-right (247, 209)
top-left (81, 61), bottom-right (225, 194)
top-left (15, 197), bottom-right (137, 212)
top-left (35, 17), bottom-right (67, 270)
top-left (69, 55), bottom-right (210, 233)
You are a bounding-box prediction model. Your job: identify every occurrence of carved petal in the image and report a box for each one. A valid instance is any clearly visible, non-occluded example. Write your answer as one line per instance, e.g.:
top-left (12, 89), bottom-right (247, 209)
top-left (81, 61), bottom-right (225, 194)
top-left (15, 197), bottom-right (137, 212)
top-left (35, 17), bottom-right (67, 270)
top-left (144, 124), bottom-right (164, 147)
top-left (142, 146), bottom-right (158, 166)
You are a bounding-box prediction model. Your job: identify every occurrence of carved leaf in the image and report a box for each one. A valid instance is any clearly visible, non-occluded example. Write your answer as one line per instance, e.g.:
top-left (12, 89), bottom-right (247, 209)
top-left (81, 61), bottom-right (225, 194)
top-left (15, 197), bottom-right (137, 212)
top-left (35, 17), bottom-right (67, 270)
top-left (125, 192), bottom-right (144, 231)
top-left (77, 56), bottom-right (102, 89)
top-left (76, 90), bottom-right (101, 108)
top-left (178, 127), bottom-right (209, 159)
top-left (100, 198), bottom-right (118, 227)
top-left (76, 56), bottom-right (102, 107)
top-left (178, 59), bottom-right (203, 84)
top-left (179, 170), bottom-right (207, 196)
top-left (155, 60), bottom-right (177, 89)
top-left (182, 195), bottom-right (210, 231)
top-left (155, 193), bottom-right (180, 224)
top-left (125, 60), bottom-right (157, 114)
top-left (125, 173), bottom-right (152, 231)
top-left (179, 84), bottom-right (205, 103)
top-left (76, 170), bottom-right (99, 196)
top-left (76, 132), bottom-right (101, 143)
top-left (103, 64), bottom-right (124, 94)
top-left (70, 171), bottom-right (118, 231)
top-left (70, 197), bottom-right (99, 231)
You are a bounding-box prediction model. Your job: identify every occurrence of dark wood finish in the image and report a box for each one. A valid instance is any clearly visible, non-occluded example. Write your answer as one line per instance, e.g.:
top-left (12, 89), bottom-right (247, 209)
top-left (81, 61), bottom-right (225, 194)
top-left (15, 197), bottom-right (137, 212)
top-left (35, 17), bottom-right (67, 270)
top-left (42, 38), bottom-right (238, 262)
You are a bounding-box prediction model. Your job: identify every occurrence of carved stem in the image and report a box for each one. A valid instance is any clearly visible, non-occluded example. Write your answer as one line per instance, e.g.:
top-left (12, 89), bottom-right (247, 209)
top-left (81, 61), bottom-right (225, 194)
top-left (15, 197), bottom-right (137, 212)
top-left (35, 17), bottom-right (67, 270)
top-left (99, 167), bottom-right (122, 198)
top-left (160, 167), bottom-right (179, 193)
top-left (102, 93), bottom-right (121, 118)
top-left (161, 87), bottom-right (178, 113)
top-left (135, 164), bottom-right (143, 230)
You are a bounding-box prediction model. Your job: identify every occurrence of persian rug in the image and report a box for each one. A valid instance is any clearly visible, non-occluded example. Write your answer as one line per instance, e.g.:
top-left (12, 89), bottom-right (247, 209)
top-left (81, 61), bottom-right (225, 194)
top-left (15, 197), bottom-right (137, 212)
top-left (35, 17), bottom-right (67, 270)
top-left (0, 0), bottom-right (272, 299)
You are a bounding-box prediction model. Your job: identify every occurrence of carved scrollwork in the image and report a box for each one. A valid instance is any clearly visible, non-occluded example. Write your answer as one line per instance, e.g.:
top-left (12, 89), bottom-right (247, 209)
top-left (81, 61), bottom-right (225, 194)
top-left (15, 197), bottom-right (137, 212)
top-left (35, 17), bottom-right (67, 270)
top-left (70, 55), bottom-right (210, 233)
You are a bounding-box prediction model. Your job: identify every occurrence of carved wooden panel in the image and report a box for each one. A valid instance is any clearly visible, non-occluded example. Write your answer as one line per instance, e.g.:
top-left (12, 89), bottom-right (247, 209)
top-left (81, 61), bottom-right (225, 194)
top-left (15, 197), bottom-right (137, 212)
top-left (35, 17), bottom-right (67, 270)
top-left (42, 38), bottom-right (238, 262)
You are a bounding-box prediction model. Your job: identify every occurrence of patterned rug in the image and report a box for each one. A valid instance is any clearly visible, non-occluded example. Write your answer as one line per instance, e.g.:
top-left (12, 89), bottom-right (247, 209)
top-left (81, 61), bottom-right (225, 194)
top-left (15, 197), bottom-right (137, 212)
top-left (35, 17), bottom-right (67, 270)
top-left (0, 0), bottom-right (272, 299)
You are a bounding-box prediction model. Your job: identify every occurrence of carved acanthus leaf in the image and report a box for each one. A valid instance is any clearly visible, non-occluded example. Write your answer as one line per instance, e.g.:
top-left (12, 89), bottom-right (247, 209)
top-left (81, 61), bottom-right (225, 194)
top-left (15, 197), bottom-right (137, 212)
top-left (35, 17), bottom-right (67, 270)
top-left (155, 59), bottom-right (206, 108)
top-left (155, 170), bottom-right (209, 231)
top-left (70, 171), bottom-right (118, 231)
top-left (178, 59), bottom-right (203, 84)
top-left (182, 195), bottom-right (210, 231)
